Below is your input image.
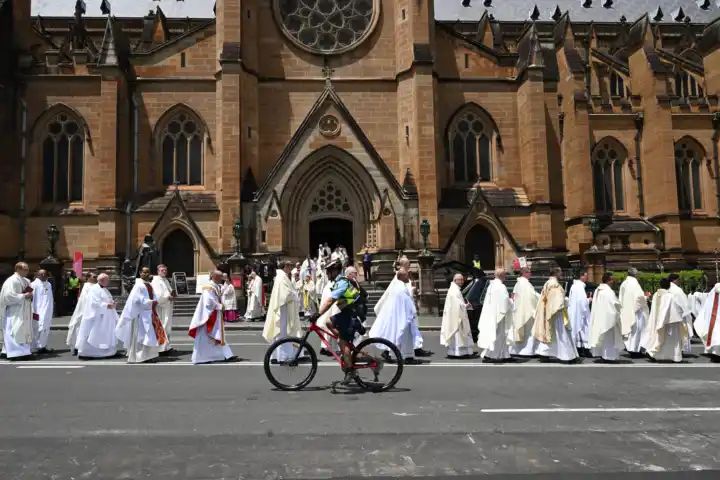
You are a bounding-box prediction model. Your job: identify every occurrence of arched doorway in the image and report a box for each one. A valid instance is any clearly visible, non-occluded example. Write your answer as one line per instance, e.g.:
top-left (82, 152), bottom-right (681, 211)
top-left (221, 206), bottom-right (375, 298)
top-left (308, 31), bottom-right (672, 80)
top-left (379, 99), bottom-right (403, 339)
top-left (465, 224), bottom-right (496, 270)
top-left (309, 219), bottom-right (353, 257)
top-left (162, 229), bottom-right (195, 276)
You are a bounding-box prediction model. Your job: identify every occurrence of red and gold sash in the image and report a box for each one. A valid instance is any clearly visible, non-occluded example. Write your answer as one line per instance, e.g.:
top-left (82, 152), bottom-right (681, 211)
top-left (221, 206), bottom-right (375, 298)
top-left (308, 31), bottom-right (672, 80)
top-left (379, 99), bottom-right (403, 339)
top-left (145, 282), bottom-right (168, 346)
top-left (188, 285), bottom-right (225, 345)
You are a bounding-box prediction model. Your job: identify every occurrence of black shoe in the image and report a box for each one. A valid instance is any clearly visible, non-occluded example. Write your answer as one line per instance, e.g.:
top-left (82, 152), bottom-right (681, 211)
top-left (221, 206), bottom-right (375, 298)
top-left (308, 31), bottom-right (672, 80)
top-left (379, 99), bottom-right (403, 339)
top-left (36, 347), bottom-right (53, 354)
top-left (319, 348), bottom-right (334, 357)
top-left (414, 348), bottom-right (433, 357)
top-left (270, 359), bottom-right (278, 365)
top-left (71, 349), bottom-right (78, 356)
top-left (404, 357), bottom-right (422, 365)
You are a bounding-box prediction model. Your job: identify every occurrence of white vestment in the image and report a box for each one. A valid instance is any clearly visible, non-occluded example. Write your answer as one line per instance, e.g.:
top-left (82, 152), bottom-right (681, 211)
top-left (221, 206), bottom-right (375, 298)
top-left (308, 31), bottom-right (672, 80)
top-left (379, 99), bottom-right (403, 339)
top-left (532, 277), bottom-right (578, 361)
top-left (301, 259), bottom-right (316, 281)
top-left (301, 280), bottom-right (318, 315)
top-left (116, 280), bottom-right (167, 363)
top-left (568, 280), bottom-right (591, 349)
top-left (76, 284), bottom-right (118, 358)
top-left (66, 283), bottom-right (93, 349)
top-left (189, 283), bottom-right (234, 364)
top-left (0, 273), bottom-right (34, 358)
top-left (151, 275), bottom-right (174, 352)
top-left (374, 275), bottom-right (423, 350)
top-left (669, 283), bottom-right (693, 352)
top-left (440, 282), bottom-right (474, 357)
top-left (221, 283), bottom-right (237, 310)
top-left (509, 276), bottom-right (539, 356)
top-left (646, 289), bottom-right (687, 362)
top-left (30, 278), bottom-right (54, 349)
top-left (477, 278), bottom-right (511, 360)
top-left (369, 278), bottom-right (417, 358)
top-left (262, 270), bottom-right (301, 361)
top-left (694, 284), bottom-right (720, 358)
top-left (589, 284), bottom-right (624, 360)
top-left (245, 275), bottom-right (265, 319)
top-left (619, 276), bottom-right (649, 353)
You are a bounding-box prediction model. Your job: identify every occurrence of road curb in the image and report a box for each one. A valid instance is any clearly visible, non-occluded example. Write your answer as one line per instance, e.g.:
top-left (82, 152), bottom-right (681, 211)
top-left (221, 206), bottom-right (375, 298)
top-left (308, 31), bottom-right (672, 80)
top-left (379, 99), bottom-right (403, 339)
top-left (49, 325), bottom-right (443, 332)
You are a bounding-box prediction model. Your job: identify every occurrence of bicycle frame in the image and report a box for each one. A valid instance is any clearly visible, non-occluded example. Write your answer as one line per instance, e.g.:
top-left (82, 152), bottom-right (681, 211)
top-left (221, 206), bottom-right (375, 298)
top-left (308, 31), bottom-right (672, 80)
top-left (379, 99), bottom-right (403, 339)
top-left (292, 321), bottom-right (378, 371)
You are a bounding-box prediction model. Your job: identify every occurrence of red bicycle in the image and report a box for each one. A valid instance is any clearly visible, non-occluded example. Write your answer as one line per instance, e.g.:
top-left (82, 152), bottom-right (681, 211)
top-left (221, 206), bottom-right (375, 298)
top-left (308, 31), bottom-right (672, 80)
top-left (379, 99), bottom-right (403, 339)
top-left (263, 317), bottom-right (403, 392)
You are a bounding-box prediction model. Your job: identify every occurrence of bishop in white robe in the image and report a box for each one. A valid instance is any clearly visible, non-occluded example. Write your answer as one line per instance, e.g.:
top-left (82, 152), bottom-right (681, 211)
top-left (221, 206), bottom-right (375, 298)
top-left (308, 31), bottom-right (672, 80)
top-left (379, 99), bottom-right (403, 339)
top-left (646, 279), bottom-right (688, 363)
top-left (440, 274), bottom-right (475, 358)
top-left (0, 263), bottom-right (34, 359)
top-left (151, 265), bottom-right (175, 352)
top-left (301, 275), bottom-right (318, 316)
top-left (568, 272), bottom-right (591, 352)
top-left (244, 271), bottom-right (265, 320)
top-left (76, 274), bottom-right (118, 358)
top-left (694, 283), bottom-right (720, 361)
top-left (618, 269), bottom-right (650, 354)
top-left (66, 274), bottom-right (96, 352)
top-left (30, 269), bottom-right (54, 352)
top-left (589, 275), bottom-right (625, 361)
top-left (477, 270), bottom-right (512, 361)
top-left (668, 274), bottom-right (693, 353)
top-left (368, 269), bottom-right (419, 362)
top-left (262, 262), bottom-right (302, 363)
top-left (189, 270), bottom-right (235, 364)
top-left (509, 268), bottom-right (539, 356)
top-left (533, 269), bottom-right (578, 362)
top-left (116, 268), bottom-right (168, 363)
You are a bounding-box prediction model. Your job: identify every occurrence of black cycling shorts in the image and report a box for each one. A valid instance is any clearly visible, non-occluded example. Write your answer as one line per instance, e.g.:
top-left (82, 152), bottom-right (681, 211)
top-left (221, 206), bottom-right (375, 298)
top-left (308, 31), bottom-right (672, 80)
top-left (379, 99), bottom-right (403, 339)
top-left (331, 310), bottom-right (355, 342)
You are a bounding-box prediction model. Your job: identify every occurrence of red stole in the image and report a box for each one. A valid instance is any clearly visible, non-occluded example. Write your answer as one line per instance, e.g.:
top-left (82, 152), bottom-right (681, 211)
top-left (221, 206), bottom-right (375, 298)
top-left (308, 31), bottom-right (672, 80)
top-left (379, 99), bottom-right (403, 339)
top-left (707, 292), bottom-right (719, 347)
top-left (188, 286), bottom-right (225, 345)
top-left (144, 282), bottom-right (168, 346)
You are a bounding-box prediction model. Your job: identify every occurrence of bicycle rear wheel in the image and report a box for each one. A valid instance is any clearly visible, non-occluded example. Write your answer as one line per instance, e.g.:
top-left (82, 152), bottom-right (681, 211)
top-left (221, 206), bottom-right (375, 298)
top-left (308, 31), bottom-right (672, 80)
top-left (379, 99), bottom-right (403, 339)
top-left (263, 337), bottom-right (317, 391)
top-left (351, 337), bottom-right (403, 392)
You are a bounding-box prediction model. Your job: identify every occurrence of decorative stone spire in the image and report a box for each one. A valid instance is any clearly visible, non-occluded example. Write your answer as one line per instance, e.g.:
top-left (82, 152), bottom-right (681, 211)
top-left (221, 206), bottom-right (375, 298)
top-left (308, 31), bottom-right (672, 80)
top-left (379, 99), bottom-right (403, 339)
top-left (100, 0), bottom-right (111, 16)
top-left (98, 15), bottom-right (117, 65)
top-left (529, 4), bottom-right (540, 21)
top-left (602, 0), bottom-right (613, 8)
top-left (672, 8), bottom-right (686, 22)
top-left (651, 6), bottom-right (664, 22)
top-left (581, 0), bottom-right (592, 8)
top-left (552, 5), bottom-right (563, 22)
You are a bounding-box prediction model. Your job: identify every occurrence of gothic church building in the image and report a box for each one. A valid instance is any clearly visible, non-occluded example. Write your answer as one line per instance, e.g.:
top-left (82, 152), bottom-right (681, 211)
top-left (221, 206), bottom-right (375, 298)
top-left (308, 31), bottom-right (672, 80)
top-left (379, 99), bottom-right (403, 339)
top-left (2, 0), bottom-right (720, 278)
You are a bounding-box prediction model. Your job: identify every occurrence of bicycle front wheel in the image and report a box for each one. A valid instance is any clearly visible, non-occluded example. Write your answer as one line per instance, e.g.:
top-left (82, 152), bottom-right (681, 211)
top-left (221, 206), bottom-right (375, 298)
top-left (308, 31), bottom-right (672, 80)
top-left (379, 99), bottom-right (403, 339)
top-left (351, 337), bottom-right (403, 392)
top-left (263, 337), bottom-right (317, 391)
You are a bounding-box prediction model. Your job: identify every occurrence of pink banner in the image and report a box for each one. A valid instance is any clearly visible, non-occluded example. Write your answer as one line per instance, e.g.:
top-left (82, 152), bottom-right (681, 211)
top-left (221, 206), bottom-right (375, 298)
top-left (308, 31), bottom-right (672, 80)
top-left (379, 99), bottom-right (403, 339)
top-left (73, 252), bottom-right (83, 276)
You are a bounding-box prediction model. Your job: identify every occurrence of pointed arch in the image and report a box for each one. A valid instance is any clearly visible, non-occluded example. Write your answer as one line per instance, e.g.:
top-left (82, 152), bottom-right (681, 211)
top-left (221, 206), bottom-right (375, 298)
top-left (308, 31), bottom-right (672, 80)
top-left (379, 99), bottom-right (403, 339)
top-left (32, 104), bottom-right (89, 204)
top-left (445, 103), bottom-right (501, 185)
top-left (674, 136), bottom-right (706, 212)
top-left (154, 104), bottom-right (210, 187)
top-left (591, 137), bottom-right (628, 214)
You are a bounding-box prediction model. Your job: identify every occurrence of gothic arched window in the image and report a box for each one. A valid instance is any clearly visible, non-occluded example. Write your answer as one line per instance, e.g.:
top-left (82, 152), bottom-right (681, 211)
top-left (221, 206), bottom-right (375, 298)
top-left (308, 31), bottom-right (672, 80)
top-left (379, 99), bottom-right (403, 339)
top-left (675, 139), bottom-right (703, 211)
top-left (310, 181), bottom-right (351, 215)
top-left (160, 110), bottom-right (204, 186)
top-left (448, 107), bottom-right (496, 183)
top-left (592, 139), bottom-right (626, 213)
top-left (609, 71), bottom-right (629, 98)
top-left (42, 112), bottom-right (84, 203)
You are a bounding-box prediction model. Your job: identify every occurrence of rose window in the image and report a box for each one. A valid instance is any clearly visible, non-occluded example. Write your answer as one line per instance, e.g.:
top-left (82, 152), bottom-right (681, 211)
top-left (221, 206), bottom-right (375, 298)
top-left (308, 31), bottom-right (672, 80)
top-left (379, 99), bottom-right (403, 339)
top-left (310, 181), bottom-right (352, 214)
top-left (274, 0), bottom-right (379, 55)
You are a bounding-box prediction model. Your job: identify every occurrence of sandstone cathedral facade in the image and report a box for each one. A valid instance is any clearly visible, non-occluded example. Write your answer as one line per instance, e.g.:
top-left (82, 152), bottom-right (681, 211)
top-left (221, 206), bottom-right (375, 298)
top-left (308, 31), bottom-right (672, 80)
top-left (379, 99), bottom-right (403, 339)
top-left (1, 0), bottom-right (720, 279)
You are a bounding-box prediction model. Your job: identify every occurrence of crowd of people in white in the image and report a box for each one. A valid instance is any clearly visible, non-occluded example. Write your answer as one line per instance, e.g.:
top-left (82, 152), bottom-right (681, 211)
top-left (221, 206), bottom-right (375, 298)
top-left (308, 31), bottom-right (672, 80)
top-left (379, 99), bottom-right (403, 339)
top-left (2, 257), bottom-right (720, 366)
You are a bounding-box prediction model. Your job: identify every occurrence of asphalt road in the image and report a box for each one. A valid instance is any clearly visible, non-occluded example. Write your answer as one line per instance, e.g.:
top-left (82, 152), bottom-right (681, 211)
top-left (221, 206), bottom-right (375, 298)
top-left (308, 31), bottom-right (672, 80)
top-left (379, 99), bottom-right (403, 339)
top-left (2, 330), bottom-right (720, 479)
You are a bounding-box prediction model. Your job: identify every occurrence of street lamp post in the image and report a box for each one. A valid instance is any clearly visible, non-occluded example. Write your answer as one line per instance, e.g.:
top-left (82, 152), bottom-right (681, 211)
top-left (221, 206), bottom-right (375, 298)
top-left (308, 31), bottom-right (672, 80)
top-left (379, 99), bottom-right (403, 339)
top-left (420, 219), bottom-right (431, 255)
top-left (417, 219), bottom-right (436, 314)
top-left (40, 224), bottom-right (64, 314)
top-left (228, 217), bottom-right (248, 316)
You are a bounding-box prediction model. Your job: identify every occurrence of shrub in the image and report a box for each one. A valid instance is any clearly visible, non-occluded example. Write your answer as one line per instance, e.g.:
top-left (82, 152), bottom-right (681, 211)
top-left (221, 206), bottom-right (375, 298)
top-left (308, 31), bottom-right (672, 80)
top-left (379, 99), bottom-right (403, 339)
top-left (610, 270), bottom-right (706, 293)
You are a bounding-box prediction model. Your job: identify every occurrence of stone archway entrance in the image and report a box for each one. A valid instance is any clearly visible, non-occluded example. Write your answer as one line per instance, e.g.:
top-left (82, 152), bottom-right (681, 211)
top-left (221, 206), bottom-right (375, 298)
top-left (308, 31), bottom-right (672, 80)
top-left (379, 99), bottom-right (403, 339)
top-left (465, 224), bottom-right (496, 270)
top-left (309, 218), bottom-right (353, 256)
top-left (162, 229), bottom-right (195, 276)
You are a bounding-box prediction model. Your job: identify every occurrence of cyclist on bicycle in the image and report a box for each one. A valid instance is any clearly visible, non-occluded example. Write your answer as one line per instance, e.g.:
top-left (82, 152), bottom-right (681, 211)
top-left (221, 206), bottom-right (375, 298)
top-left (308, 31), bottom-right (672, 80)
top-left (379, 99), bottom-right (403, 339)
top-left (312, 265), bottom-right (365, 384)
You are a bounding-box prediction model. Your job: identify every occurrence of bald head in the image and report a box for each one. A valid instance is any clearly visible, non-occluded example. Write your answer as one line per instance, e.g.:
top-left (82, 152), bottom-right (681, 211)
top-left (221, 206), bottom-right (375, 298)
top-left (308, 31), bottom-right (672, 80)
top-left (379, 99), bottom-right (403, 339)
top-left (495, 268), bottom-right (507, 282)
top-left (97, 273), bottom-right (110, 287)
top-left (211, 270), bottom-right (224, 284)
top-left (37, 269), bottom-right (48, 281)
top-left (453, 273), bottom-right (465, 287)
top-left (397, 256), bottom-right (411, 269)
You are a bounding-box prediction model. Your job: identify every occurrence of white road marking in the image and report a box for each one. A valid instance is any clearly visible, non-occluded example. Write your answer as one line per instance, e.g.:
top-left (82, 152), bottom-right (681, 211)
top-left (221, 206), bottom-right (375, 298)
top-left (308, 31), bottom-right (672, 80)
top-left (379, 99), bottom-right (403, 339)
top-left (171, 343), bottom-right (267, 347)
top-left (480, 407), bottom-right (720, 414)
top-left (15, 365), bottom-right (85, 369)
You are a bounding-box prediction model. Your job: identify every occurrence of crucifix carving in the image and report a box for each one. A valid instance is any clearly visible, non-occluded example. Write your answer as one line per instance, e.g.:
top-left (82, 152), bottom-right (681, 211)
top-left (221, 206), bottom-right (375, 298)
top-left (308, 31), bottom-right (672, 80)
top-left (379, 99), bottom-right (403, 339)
top-left (322, 62), bottom-right (335, 88)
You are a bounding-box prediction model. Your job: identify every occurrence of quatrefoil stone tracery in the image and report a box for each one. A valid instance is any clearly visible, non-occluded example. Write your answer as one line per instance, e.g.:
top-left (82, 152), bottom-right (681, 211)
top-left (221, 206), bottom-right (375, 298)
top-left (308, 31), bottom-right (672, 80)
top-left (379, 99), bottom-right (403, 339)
top-left (274, 0), bottom-right (379, 55)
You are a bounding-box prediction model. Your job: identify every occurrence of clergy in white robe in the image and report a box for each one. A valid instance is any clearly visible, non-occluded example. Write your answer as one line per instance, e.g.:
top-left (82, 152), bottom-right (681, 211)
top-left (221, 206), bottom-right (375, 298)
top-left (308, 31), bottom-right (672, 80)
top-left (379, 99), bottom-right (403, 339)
top-left (368, 269), bottom-right (419, 362)
top-left (301, 275), bottom-right (318, 316)
top-left (694, 282), bottom-right (720, 360)
top-left (668, 274), bottom-right (694, 353)
top-left (75, 274), bottom-right (118, 358)
top-left (533, 269), bottom-right (578, 362)
top-left (440, 274), bottom-right (475, 358)
top-left (66, 274), bottom-right (97, 352)
top-left (618, 268), bottom-right (650, 354)
top-left (220, 274), bottom-right (239, 322)
top-left (646, 278), bottom-right (688, 363)
top-left (189, 270), bottom-right (235, 364)
top-left (244, 271), bottom-right (265, 320)
top-left (568, 271), bottom-right (591, 351)
top-left (0, 263), bottom-right (34, 359)
top-left (262, 262), bottom-right (302, 362)
top-left (116, 267), bottom-right (168, 363)
top-left (151, 265), bottom-right (175, 352)
top-left (589, 275), bottom-right (625, 361)
top-left (300, 257), bottom-right (316, 282)
top-left (477, 269), bottom-right (512, 361)
top-left (509, 268), bottom-right (540, 356)
top-left (30, 270), bottom-right (54, 352)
